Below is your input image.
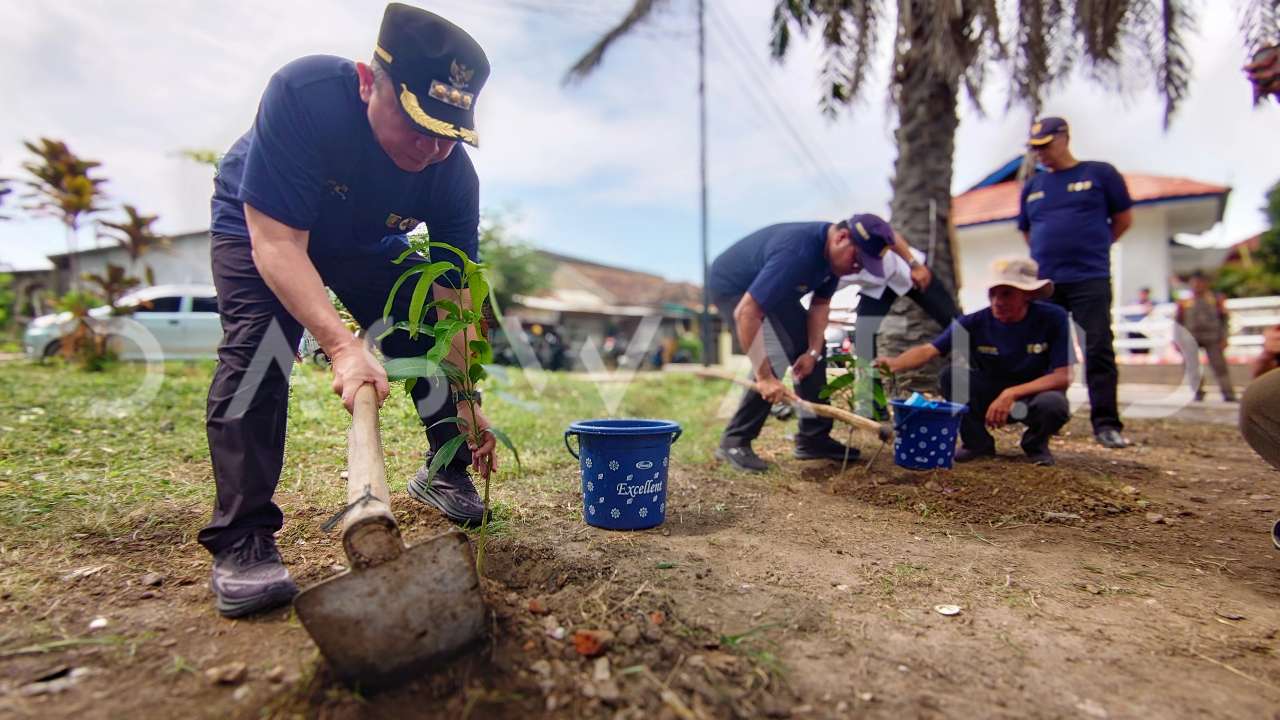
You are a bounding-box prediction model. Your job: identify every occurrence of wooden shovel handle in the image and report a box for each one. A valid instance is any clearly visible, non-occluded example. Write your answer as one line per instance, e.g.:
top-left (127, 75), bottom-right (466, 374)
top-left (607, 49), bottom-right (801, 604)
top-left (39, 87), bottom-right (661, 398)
top-left (341, 384), bottom-right (402, 568)
top-left (695, 368), bottom-right (893, 442)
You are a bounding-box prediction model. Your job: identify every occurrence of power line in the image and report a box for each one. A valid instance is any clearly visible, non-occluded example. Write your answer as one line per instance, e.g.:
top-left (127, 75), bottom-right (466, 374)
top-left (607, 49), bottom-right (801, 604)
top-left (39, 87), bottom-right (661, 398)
top-left (708, 1), bottom-right (854, 199)
top-left (703, 10), bottom-right (849, 203)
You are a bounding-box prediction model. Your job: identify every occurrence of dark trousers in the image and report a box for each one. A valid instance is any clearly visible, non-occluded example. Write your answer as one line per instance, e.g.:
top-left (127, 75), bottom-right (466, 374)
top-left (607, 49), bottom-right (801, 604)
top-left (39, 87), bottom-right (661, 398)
top-left (853, 280), bottom-right (959, 360)
top-left (199, 233), bottom-right (470, 554)
top-left (1193, 336), bottom-right (1236, 400)
top-left (1050, 278), bottom-right (1122, 433)
top-left (940, 366), bottom-right (1070, 454)
top-left (715, 295), bottom-right (834, 448)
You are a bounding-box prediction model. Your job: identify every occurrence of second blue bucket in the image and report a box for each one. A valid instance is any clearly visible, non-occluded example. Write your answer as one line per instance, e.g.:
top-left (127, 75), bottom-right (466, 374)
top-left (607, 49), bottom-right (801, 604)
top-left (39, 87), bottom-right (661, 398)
top-left (889, 399), bottom-right (968, 470)
top-left (564, 419), bottom-right (681, 530)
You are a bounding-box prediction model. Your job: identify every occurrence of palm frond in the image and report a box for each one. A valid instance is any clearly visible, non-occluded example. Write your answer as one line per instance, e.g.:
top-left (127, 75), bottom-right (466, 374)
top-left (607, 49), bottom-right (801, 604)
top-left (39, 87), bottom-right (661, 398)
top-left (771, 0), bottom-right (886, 114)
top-left (564, 0), bottom-right (669, 84)
top-left (1241, 0), bottom-right (1280, 55)
top-left (1153, 0), bottom-right (1193, 127)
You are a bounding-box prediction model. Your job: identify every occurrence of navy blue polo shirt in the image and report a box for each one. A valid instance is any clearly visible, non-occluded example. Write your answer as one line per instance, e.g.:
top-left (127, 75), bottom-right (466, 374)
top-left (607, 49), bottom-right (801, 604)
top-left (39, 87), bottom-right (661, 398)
top-left (707, 222), bottom-right (839, 312)
top-left (210, 55), bottom-right (479, 283)
top-left (931, 301), bottom-right (1073, 385)
top-left (1016, 161), bottom-right (1132, 284)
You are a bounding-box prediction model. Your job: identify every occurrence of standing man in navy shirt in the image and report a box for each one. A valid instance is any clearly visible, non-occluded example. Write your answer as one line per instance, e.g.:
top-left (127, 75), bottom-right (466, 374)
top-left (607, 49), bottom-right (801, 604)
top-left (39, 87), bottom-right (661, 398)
top-left (707, 214), bottom-right (878, 472)
top-left (1017, 117), bottom-right (1134, 449)
top-left (202, 4), bottom-right (499, 618)
top-left (877, 258), bottom-right (1073, 466)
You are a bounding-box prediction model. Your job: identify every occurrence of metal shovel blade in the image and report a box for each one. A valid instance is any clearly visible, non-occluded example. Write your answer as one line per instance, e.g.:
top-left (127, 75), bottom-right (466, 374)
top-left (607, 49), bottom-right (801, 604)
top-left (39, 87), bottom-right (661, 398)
top-left (294, 529), bottom-right (485, 687)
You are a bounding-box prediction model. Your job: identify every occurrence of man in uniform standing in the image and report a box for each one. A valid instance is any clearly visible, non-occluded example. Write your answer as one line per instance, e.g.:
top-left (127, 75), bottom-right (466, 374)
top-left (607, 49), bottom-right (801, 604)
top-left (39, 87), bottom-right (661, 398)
top-left (202, 4), bottom-right (498, 617)
top-left (707, 214), bottom-right (883, 472)
top-left (1018, 117), bottom-right (1134, 449)
top-left (1176, 271), bottom-right (1237, 402)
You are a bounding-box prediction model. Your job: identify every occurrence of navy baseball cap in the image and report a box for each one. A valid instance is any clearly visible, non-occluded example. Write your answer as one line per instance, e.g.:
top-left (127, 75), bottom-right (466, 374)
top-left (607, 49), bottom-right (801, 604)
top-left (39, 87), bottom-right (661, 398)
top-left (1028, 117), bottom-right (1068, 147)
top-left (847, 213), bottom-right (893, 277)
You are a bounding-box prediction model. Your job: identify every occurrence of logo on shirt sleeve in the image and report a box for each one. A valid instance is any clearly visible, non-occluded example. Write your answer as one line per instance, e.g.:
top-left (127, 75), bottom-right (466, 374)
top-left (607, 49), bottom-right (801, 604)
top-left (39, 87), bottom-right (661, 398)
top-left (977, 345), bottom-right (1000, 355)
top-left (1026, 191), bottom-right (1045, 203)
top-left (1026, 342), bottom-right (1048, 354)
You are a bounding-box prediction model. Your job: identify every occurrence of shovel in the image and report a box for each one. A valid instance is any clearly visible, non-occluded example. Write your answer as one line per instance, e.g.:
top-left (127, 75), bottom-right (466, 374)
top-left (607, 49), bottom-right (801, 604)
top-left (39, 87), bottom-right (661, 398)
top-left (695, 367), bottom-right (893, 442)
top-left (294, 384), bottom-right (486, 688)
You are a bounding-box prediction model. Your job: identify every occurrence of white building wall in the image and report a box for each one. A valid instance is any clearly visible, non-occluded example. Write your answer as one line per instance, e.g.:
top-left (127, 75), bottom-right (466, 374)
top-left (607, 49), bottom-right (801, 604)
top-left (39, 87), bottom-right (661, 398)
top-left (69, 233), bottom-right (212, 288)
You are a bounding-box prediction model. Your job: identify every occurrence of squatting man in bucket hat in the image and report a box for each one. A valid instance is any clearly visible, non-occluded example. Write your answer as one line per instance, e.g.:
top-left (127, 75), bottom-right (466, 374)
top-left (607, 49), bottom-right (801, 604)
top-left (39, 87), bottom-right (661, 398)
top-left (202, 3), bottom-right (501, 618)
top-left (706, 213), bottom-right (908, 472)
top-left (876, 258), bottom-right (1074, 466)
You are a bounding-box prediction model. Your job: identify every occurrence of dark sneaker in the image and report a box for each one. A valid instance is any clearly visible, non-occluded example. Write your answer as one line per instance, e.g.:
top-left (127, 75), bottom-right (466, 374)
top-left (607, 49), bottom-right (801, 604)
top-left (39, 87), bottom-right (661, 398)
top-left (1024, 449), bottom-right (1056, 466)
top-left (1193, 391), bottom-right (1206, 403)
top-left (954, 446), bottom-right (996, 463)
top-left (210, 533), bottom-right (297, 619)
top-left (1095, 428), bottom-right (1129, 449)
top-left (408, 464), bottom-right (484, 525)
top-left (794, 438), bottom-right (861, 462)
top-left (715, 445), bottom-right (769, 472)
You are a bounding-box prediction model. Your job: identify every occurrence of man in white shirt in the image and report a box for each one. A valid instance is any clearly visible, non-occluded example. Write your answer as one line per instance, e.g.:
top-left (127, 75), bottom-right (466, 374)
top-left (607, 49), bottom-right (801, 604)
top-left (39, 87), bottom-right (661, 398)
top-left (837, 218), bottom-right (960, 361)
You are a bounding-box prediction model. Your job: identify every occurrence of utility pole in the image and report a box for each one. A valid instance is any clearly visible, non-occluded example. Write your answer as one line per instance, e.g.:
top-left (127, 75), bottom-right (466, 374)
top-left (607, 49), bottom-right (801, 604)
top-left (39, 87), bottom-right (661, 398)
top-left (698, 0), bottom-right (711, 366)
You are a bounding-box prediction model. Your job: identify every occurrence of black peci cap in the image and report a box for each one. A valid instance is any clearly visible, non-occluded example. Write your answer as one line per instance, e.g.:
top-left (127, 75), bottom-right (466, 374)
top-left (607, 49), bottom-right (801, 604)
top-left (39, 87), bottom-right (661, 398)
top-left (375, 3), bottom-right (490, 147)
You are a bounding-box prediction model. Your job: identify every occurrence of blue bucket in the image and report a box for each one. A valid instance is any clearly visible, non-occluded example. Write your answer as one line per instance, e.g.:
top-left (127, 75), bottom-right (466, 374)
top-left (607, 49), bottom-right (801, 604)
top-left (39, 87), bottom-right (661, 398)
top-left (564, 419), bottom-right (681, 530)
top-left (889, 399), bottom-right (968, 470)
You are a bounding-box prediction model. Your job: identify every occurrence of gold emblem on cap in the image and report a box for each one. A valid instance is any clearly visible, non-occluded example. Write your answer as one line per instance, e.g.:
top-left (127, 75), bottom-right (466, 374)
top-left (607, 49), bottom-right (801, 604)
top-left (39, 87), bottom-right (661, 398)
top-left (1031, 122), bottom-right (1042, 134)
top-left (450, 60), bottom-right (474, 89)
top-left (399, 83), bottom-right (479, 146)
top-left (854, 222), bottom-right (871, 240)
top-left (375, 44), bottom-right (393, 64)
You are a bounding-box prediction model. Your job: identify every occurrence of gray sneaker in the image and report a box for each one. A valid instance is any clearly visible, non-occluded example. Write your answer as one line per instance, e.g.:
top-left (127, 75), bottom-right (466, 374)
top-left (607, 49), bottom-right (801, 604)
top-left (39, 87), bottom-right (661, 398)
top-left (210, 533), bottom-right (297, 619)
top-left (1095, 428), bottom-right (1129, 449)
top-left (408, 464), bottom-right (485, 525)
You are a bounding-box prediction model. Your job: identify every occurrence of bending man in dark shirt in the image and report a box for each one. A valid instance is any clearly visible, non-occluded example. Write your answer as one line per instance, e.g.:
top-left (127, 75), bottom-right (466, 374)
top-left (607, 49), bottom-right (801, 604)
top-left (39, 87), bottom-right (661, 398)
top-left (202, 4), bottom-right (498, 618)
top-left (706, 214), bottom-right (876, 472)
top-left (877, 258), bottom-right (1074, 466)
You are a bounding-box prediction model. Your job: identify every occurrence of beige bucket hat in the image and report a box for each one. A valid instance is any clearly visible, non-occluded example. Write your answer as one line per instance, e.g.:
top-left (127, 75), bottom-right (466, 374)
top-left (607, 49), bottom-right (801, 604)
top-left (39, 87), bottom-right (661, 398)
top-left (989, 257), bottom-right (1053, 300)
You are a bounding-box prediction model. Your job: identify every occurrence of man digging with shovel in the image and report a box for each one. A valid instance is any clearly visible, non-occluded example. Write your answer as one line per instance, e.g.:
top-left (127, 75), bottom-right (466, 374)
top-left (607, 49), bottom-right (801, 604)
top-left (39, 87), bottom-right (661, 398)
top-left (202, 3), bottom-right (499, 618)
top-left (707, 214), bottom-right (889, 472)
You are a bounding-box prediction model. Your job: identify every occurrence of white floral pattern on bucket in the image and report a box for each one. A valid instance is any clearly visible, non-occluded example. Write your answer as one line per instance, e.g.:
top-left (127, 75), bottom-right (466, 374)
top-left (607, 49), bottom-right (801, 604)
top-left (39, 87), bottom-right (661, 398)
top-left (638, 507), bottom-right (648, 518)
top-left (585, 457), bottom-right (592, 469)
top-left (608, 460), bottom-right (620, 471)
top-left (589, 505), bottom-right (596, 516)
top-left (587, 481), bottom-right (594, 492)
top-left (610, 508), bottom-right (620, 519)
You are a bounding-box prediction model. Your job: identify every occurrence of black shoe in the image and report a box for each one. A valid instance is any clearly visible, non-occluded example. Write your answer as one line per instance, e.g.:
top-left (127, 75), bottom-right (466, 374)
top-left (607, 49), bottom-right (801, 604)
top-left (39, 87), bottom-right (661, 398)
top-left (1193, 392), bottom-right (1205, 403)
top-left (954, 446), bottom-right (996, 463)
top-left (1095, 428), bottom-right (1129, 449)
top-left (794, 438), bottom-right (861, 462)
top-left (715, 445), bottom-right (769, 472)
top-left (210, 533), bottom-right (298, 619)
top-left (1024, 448), bottom-right (1056, 466)
top-left (408, 463), bottom-right (485, 525)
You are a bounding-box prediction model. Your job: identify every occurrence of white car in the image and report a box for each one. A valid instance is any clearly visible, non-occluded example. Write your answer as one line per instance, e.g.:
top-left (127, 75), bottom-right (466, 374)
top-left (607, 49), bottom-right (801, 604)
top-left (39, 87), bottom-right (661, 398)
top-left (23, 283), bottom-right (222, 361)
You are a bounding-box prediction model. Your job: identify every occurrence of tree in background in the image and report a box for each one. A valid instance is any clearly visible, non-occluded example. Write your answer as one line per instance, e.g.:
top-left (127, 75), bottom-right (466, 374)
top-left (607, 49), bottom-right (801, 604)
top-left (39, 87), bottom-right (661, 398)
top-left (1218, 179), bottom-right (1280, 297)
top-left (0, 173), bottom-right (11, 221)
top-left (478, 210), bottom-right (552, 312)
top-left (99, 204), bottom-right (170, 286)
top-left (21, 138), bottom-right (108, 290)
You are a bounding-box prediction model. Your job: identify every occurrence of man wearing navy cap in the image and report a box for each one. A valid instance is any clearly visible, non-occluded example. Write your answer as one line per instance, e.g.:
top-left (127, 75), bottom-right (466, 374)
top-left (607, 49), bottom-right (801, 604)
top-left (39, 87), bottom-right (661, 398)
top-left (1018, 117), bottom-right (1133, 449)
top-left (202, 3), bottom-right (499, 617)
top-left (707, 214), bottom-right (891, 471)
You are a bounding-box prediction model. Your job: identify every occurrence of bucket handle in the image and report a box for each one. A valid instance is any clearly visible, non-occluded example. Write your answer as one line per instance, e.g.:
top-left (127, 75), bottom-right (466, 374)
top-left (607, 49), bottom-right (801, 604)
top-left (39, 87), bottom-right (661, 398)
top-left (564, 430), bottom-right (580, 460)
top-left (670, 428), bottom-right (682, 445)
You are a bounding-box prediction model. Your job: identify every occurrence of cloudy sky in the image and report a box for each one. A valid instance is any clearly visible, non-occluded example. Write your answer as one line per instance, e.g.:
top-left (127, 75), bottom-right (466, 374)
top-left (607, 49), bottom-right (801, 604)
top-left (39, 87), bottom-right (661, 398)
top-left (2, 1), bottom-right (1278, 282)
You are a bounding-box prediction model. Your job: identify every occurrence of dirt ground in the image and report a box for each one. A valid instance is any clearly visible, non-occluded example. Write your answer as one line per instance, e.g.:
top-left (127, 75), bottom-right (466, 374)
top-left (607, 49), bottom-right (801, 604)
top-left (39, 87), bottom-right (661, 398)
top-left (3, 411), bottom-right (1280, 719)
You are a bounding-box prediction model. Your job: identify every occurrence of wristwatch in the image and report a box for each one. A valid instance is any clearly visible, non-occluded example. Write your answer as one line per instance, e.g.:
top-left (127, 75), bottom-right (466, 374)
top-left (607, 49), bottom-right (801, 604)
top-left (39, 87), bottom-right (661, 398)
top-left (453, 388), bottom-right (482, 404)
top-left (908, 258), bottom-right (922, 269)
top-left (806, 348), bottom-right (823, 361)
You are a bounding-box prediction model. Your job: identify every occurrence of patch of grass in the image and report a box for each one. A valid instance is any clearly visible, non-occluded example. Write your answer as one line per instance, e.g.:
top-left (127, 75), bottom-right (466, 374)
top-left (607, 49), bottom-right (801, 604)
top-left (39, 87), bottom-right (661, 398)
top-left (0, 363), bottom-right (735, 548)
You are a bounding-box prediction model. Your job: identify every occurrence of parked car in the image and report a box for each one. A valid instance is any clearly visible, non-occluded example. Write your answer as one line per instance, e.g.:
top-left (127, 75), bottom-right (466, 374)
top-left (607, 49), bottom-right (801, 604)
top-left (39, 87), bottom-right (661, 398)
top-left (23, 284), bottom-right (222, 361)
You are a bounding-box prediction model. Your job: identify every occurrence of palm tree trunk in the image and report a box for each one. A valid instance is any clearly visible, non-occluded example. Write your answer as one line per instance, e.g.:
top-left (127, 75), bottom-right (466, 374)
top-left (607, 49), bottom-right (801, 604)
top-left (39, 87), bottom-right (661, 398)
top-left (878, 7), bottom-right (962, 394)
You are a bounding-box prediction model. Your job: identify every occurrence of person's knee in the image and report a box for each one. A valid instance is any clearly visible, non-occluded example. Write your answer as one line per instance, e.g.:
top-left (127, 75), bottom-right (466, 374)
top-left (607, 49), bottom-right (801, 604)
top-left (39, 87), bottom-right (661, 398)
top-left (1240, 371), bottom-right (1280, 468)
top-left (1030, 391), bottom-right (1070, 423)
